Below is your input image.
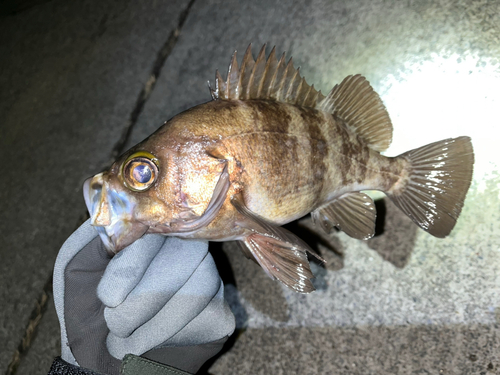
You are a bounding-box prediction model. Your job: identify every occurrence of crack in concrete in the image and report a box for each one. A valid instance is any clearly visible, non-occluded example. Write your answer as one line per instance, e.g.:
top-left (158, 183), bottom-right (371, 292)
top-left (4, 276), bottom-right (52, 375)
top-left (0, 0), bottom-right (54, 17)
top-left (110, 0), bottom-right (197, 162)
top-left (4, 1), bottom-right (197, 373)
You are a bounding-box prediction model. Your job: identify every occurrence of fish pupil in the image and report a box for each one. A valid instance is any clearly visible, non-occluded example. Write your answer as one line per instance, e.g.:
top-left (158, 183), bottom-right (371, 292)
top-left (133, 164), bottom-right (152, 183)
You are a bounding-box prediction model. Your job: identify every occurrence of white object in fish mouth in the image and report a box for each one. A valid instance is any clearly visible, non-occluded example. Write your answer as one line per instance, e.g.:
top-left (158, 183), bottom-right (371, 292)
top-left (83, 173), bottom-right (148, 254)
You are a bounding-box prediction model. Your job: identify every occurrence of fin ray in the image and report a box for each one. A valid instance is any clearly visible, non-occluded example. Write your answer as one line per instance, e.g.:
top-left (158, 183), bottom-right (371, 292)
top-left (237, 45), bottom-right (255, 100)
top-left (227, 52), bottom-right (239, 98)
top-left (248, 45), bottom-right (267, 98)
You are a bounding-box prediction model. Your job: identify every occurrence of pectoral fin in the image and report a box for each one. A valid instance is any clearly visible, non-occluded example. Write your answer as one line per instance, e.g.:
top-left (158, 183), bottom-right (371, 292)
top-left (231, 193), bottom-right (323, 293)
top-left (312, 192), bottom-right (376, 240)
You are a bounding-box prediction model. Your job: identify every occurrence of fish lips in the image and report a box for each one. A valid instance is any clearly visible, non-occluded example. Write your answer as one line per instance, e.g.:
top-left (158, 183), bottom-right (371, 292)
top-left (83, 173), bottom-right (148, 254)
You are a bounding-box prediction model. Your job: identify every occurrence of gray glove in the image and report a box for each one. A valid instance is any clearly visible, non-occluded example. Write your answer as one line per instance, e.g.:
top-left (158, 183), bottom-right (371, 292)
top-left (53, 219), bottom-right (235, 375)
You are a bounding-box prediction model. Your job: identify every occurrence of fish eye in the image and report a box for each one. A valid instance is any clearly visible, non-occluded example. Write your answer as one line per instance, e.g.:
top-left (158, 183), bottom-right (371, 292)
top-left (122, 152), bottom-right (159, 191)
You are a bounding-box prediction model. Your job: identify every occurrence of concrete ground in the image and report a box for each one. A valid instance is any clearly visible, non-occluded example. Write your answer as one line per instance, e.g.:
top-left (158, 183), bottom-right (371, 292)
top-left (1, 0), bottom-right (499, 374)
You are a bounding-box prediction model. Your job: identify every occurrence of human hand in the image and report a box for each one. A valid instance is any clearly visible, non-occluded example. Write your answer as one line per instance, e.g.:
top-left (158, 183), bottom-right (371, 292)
top-left (50, 220), bottom-right (235, 375)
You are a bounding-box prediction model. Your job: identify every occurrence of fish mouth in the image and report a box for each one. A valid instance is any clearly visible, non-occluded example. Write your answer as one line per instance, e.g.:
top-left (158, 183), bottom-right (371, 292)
top-left (83, 173), bottom-right (148, 254)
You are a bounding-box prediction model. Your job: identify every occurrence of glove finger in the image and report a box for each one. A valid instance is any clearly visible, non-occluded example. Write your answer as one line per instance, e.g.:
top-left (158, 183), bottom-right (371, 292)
top-left (139, 283), bottom-right (235, 374)
top-left (106, 251), bottom-right (221, 358)
top-left (104, 237), bottom-right (209, 338)
top-left (160, 281), bottom-right (235, 346)
top-left (97, 234), bottom-right (167, 308)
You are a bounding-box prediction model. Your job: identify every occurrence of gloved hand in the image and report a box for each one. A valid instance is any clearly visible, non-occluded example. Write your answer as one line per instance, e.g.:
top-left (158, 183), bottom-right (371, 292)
top-left (50, 219), bottom-right (235, 375)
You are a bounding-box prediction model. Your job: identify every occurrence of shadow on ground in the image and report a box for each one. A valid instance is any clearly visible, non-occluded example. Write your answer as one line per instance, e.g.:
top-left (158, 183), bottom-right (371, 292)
top-left (209, 323), bottom-right (500, 374)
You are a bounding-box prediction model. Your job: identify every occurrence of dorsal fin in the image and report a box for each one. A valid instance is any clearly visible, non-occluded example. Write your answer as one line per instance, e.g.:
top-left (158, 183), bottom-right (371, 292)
top-left (318, 75), bottom-right (393, 152)
top-left (211, 44), bottom-right (325, 107)
top-left (210, 45), bottom-right (393, 152)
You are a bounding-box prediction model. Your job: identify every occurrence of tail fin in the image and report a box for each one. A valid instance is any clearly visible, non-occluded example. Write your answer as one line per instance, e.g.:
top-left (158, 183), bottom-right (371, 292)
top-left (388, 136), bottom-right (474, 238)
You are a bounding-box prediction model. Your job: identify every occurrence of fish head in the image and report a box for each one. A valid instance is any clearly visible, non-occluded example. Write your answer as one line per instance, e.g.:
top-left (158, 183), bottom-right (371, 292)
top-left (83, 127), bottom-right (230, 254)
top-left (83, 146), bottom-right (175, 253)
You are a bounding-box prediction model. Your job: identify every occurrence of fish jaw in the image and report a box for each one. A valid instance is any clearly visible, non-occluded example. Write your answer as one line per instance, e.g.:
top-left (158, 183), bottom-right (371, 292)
top-left (83, 173), bottom-right (148, 254)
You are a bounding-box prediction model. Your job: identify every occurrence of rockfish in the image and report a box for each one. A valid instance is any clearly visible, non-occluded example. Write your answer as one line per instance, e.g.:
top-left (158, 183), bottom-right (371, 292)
top-left (84, 45), bottom-right (474, 293)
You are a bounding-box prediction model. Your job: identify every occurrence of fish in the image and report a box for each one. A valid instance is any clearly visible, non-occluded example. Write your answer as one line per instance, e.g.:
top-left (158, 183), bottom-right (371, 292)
top-left (83, 44), bottom-right (474, 293)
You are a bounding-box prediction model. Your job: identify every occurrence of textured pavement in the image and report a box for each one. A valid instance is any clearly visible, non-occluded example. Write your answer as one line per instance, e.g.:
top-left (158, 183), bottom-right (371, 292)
top-left (1, 0), bottom-right (499, 374)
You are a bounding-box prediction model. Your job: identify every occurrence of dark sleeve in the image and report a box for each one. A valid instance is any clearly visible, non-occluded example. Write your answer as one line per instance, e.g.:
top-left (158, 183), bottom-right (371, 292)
top-left (48, 357), bottom-right (106, 375)
top-left (48, 355), bottom-right (193, 375)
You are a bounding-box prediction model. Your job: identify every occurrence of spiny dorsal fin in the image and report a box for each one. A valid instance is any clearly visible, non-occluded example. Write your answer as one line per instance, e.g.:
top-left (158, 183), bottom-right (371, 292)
top-left (210, 46), bottom-right (392, 152)
top-left (318, 75), bottom-right (393, 152)
top-left (211, 44), bottom-right (325, 107)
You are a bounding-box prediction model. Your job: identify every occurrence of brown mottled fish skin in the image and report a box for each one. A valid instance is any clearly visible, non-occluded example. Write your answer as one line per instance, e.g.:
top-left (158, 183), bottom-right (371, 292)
top-left (150, 99), bottom-right (401, 241)
top-left (84, 44), bottom-right (474, 293)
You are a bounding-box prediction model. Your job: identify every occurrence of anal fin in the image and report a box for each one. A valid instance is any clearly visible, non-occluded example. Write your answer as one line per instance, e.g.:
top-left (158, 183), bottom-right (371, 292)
top-left (231, 193), bottom-right (322, 293)
top-left (312, 192), bottom-right (376, 240)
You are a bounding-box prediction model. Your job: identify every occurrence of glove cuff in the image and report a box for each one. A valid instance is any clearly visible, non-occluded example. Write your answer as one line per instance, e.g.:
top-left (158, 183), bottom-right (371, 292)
top-left (48, 356), bottom-right (193, 375)
top-left (48, 357), bottom-right (107, 375)
top-left (121, 354), bottom-right (192, 375)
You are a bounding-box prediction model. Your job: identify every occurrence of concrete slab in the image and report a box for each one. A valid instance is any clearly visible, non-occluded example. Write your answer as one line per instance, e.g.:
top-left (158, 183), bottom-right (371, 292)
top-left (210, 325), bottom-right (500, 374)
top-left (0, 0), bottom-right (190, 371)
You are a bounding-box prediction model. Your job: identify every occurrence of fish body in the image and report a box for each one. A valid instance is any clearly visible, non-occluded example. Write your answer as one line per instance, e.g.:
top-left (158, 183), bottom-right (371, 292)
top-left (84, 45), bottom-right (474, 293)
top-left (154, 99), bottom-right (399, 234)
